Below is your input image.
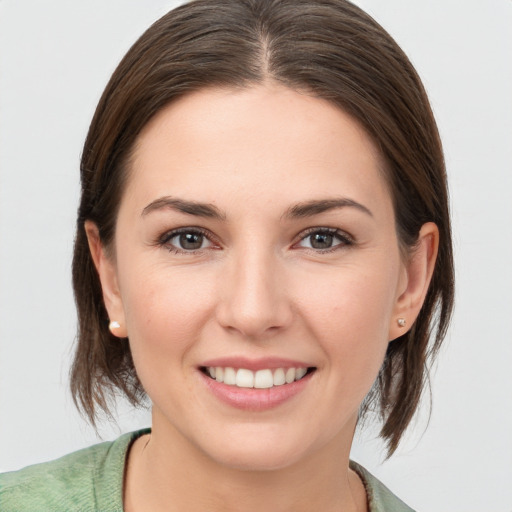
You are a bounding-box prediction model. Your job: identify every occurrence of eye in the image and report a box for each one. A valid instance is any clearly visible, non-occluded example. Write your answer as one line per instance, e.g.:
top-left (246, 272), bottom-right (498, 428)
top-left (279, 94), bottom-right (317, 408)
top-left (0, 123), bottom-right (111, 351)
top-left (159, 228), bottom-right (214, 253)
top-left (296, 228), bottom-right (353, 251)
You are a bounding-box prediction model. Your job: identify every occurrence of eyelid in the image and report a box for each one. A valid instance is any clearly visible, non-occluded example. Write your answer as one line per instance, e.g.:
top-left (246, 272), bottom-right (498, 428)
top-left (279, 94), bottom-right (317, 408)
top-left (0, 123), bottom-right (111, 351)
top-left (154, 225), bottom-right (353, 254)
top-left (157, 226), bottom-right (220, 253)
top-left (293, 226), bottom-right (354, 251)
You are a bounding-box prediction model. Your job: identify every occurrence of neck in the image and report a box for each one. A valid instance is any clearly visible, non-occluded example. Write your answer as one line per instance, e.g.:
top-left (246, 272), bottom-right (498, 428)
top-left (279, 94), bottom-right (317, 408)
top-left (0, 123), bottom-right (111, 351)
top-left (124, 417), bottom-right (366, 512)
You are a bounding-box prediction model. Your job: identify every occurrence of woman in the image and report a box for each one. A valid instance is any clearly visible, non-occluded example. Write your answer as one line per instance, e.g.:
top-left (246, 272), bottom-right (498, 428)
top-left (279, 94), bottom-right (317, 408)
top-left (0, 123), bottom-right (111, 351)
top-left (0, 0), bottom-right (454, 510)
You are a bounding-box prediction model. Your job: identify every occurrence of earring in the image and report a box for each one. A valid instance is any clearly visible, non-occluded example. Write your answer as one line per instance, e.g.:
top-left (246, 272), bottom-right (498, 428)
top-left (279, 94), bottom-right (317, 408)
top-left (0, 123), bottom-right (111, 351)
top-left (109, 321), bottom-right (121, 334)
top-left (397, 318), bottom-right (406, 328)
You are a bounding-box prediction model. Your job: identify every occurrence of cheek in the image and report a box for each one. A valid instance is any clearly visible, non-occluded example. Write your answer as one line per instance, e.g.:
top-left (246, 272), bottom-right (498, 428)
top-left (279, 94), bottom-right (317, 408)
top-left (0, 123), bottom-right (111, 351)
top-left (118, 265), bottom-right (216, 364)
top-left (118, 267), bottom-right (219, 410)
top-left (301, 262), bottom-right (398, 330)
top-left (296, 261), bottom-right (399, 372)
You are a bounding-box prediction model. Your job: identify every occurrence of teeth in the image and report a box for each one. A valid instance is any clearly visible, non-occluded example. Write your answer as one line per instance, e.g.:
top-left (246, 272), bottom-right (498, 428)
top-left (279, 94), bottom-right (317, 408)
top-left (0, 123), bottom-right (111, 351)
top-left (205, 366), bottom-right (310, 388)
top-left (236, 369), bottom-right (254, 388)
top-left (224, 367), bottom-right (236, 385)
top-left (295, 367), bottom-right (307, 380)
top-left (254, 369), bottom-right (273, 389)
top-left (285, 368), bottom-right (296, 384)
top-left (273, 368), bottom-right (286, 386)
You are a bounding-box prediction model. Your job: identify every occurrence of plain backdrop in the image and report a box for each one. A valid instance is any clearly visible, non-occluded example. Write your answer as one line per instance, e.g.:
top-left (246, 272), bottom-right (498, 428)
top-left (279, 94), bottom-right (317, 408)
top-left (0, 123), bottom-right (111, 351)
top-left (1, 1), bottom-right (511, 510)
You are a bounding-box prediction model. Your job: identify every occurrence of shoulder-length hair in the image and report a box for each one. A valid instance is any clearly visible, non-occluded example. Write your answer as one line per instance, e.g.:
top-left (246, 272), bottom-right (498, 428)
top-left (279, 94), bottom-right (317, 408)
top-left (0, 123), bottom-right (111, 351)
top-left (71, 0), bottom-right (454, 455)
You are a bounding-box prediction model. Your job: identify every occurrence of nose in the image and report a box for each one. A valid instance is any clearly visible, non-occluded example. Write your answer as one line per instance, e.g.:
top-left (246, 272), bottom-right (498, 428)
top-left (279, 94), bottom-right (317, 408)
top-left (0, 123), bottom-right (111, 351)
top-left (215, 248), bottom-right (293, 339)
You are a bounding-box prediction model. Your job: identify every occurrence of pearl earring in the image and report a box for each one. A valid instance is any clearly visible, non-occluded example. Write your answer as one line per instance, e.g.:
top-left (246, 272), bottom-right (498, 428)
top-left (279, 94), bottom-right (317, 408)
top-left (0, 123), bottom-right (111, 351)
top-left (397, 318), bottom-right (406, 328)
top-left (109, 321), bottom-right (121, 334)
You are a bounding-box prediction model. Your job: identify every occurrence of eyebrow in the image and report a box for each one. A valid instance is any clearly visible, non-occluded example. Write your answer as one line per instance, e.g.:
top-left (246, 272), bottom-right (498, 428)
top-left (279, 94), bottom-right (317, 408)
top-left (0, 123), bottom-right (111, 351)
top-left (141, 197), bottom-right (226, 220)
top-left (283, 198), bottom-right (373, 219)
top-left (141, 196), bottom-right (372, 221)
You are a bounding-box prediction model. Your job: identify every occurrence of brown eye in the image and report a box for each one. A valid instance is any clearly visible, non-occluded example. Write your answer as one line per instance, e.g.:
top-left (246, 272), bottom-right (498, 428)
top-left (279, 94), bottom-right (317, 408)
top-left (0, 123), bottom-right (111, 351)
top-left (161, 229), bottom-right (213, 252)
top-left (179, 232), bottom-right (204, 250)
top-left (309, 232), bottom-right (334, 249)
top-left (296, 229), bottom-right (352, 252)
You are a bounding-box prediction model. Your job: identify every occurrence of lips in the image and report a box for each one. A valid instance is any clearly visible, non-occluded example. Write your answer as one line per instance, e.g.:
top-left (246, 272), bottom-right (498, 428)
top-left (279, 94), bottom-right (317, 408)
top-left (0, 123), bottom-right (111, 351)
top-left (199, 358), bottom-right (316, 411)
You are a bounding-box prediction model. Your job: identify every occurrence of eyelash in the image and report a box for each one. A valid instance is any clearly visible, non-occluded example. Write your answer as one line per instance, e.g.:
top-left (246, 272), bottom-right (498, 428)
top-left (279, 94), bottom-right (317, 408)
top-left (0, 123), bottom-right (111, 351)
top-left (157, 227), bottom-right (216, 255)
top-left (294, 227), bottom-right (354, 253)
top-left (156, 227), bottom-right (354, 254)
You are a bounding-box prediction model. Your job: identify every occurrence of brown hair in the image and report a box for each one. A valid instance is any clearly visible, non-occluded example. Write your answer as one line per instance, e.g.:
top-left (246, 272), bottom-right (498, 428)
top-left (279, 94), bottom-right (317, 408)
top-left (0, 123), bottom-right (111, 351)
top-left (71, 0), bottom-right (454, 455)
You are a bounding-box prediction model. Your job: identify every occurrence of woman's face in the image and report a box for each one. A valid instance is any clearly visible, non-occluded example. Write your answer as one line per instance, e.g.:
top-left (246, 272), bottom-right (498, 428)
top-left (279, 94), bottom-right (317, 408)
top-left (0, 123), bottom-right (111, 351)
top-left (99, 85), bottom-right (414, 470)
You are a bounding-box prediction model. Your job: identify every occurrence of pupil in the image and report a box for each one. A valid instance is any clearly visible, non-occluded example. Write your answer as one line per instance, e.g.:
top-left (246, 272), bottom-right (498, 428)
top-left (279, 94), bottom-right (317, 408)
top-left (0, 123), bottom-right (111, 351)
top-left (311, 233), bottom-right (333, 249)
top-left (180, 233), bottom-right (203, 249)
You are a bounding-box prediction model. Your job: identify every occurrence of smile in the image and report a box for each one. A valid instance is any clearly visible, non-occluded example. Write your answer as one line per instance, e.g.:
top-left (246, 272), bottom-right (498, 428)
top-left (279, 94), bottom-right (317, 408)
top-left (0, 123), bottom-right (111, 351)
top-left (202, 366), bottom-right (314, 389)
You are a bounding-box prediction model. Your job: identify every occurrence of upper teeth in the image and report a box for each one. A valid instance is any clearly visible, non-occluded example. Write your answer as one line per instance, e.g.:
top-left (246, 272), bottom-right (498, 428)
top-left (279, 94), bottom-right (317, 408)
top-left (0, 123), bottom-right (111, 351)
top-left (207, 367), bottom-right (308, 389)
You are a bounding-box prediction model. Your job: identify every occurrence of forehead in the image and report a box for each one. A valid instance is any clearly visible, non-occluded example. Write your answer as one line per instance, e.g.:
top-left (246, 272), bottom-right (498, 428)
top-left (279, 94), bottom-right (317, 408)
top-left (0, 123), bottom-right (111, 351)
top-left (124, 84), bottom-right (391, 216)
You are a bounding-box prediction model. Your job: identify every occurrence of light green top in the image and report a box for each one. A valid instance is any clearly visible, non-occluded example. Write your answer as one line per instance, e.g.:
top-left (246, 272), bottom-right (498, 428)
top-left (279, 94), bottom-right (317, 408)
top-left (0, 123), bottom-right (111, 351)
top-left (0, 429), bottom-right (414, 511)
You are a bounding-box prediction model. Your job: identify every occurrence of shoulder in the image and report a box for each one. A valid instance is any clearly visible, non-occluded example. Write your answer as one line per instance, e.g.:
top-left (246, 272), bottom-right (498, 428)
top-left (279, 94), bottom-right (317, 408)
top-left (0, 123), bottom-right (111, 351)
top-left (0, 429), bottom-right (148, 512)
top-left (350, 461), bottom-right (416, 512)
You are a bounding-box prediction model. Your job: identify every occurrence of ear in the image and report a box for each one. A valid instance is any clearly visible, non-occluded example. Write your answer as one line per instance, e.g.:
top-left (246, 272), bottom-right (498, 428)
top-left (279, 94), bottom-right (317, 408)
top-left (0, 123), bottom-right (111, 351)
top-left (84, 220), bottom-right (128, 338)
top-left (389, 222), bottom-right (439, 341)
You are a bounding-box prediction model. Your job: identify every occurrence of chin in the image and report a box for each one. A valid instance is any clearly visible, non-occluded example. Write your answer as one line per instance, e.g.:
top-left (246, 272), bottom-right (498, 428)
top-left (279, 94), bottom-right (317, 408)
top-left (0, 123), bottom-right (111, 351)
top-left (211, 444), bottom-right (304, 472)
top-left (195, 426), bottom-right (323, 472)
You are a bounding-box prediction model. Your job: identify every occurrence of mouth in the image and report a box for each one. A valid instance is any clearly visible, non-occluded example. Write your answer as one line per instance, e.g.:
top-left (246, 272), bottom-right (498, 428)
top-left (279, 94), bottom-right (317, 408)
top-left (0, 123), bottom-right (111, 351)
top-left (200, 366), bottom-right (316, 389)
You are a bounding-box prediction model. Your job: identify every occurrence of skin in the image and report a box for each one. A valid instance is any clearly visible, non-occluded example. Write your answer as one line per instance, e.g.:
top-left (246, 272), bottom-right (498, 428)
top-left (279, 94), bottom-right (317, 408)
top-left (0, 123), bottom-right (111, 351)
top-left (87, 84), bottom-right (438, 512)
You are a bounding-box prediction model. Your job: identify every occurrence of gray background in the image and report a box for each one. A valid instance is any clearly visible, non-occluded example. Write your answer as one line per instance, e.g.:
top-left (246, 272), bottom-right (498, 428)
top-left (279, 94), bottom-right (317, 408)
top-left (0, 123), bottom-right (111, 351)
top-left (1, 1), bottom-right (511, 510)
